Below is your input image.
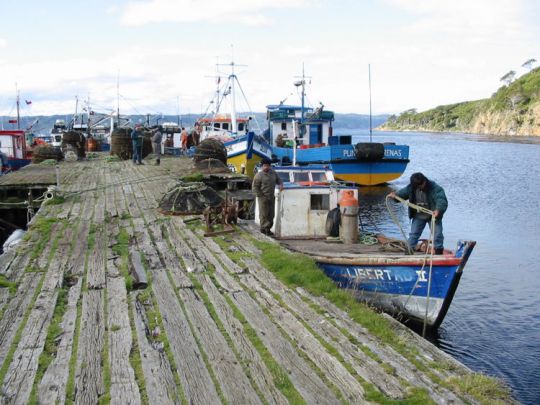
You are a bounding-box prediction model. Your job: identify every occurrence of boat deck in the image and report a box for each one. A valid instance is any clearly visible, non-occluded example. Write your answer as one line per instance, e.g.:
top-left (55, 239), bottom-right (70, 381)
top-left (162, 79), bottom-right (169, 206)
top-left (0, 154), bottom-right (489, 404)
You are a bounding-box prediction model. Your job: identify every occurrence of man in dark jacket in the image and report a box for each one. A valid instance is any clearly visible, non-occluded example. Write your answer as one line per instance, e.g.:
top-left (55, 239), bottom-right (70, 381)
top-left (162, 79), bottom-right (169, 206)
top-left (252, 158), bottom-right (283, 235)
top-left (388, 172), bottom-right (448, 254)
top-left (131, 125), bottom-right (143, 165)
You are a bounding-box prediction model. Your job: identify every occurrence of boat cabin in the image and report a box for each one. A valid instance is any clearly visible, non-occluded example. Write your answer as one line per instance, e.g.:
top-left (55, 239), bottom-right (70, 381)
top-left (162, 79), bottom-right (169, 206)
top-left (266, 104), bottom-right (334, 148)
top-left (198, 114), bottom-right (251, 141)
top-left (255, 166), bottom-right (358, 238)
top-left (0, 130), bottom-right (30, 171)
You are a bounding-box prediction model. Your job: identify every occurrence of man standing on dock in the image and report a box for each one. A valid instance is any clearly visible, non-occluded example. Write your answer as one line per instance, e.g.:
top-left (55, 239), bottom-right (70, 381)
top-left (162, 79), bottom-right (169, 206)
top-left (388, 172), bottom-right (448, 254)
top-left (131, 125), bottom-right (143, 165)
top-left (252, 158), bottom-right (283, 236)
top-left (152, 126), bottom-right (163, 166)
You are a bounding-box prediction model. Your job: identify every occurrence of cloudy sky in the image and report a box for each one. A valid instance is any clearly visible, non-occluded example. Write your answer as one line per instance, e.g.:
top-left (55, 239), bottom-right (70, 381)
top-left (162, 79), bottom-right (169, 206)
top-left (1, 0), bottom-right (539, 119)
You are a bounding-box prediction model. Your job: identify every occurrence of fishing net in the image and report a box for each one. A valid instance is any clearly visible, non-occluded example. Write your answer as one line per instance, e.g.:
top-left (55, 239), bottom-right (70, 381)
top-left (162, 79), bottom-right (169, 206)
top-left (61, 131), bottom-right (86, 159)
top-left (159, 182), bottom-right (223, 215)
top-left (193, 138), bottom-right (227, 164)
top-left (32, 144), bottom-right (63, 163)
top-left (195, 158), bottom-right (230, 174)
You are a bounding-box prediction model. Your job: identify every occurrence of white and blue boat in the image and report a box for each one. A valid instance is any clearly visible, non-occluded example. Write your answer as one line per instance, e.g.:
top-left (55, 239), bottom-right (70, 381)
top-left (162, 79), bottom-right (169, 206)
top-left (256, 166), bottom-right (476, 328)
top-left (264, 71), bottom-right (410, 186)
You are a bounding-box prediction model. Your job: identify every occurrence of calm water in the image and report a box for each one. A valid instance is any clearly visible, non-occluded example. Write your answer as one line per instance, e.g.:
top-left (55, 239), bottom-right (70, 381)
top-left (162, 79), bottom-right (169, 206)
top-left (339, 129), bottom-right (540, 404)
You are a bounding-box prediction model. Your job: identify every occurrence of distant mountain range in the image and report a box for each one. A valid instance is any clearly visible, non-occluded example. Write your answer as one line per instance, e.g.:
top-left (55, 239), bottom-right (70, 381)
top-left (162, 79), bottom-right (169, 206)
top-left (0, 112), bottom-right (390, 134)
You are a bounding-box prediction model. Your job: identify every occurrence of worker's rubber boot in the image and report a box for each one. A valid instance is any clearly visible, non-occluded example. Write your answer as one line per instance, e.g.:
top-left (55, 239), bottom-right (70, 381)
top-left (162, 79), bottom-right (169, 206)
top-left (156, 159), bottom-right (160, 166)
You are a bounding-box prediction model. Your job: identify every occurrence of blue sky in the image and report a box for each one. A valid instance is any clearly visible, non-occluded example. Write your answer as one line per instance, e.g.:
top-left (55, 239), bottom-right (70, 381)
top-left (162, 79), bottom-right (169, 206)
top-left (1, 0), bottom-right (539, 118)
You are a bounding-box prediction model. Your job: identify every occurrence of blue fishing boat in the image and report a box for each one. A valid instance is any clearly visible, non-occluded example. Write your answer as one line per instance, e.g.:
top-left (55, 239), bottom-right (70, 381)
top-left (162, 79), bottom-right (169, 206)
top-left (265, 69), bottom-right (410, 186)
top-left (256, 166), bottom-right (476, 328)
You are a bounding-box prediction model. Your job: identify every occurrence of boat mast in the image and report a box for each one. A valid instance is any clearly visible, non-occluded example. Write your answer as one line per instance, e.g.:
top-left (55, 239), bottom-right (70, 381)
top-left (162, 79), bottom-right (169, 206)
top-left (229, 61), bottom-right (238, 135)
top-left (369, 64), bottom-right (373, 143)
top-left (116, 71), bottom-right (120, 128)
top-left (15, 85), bottom-right (20, 130)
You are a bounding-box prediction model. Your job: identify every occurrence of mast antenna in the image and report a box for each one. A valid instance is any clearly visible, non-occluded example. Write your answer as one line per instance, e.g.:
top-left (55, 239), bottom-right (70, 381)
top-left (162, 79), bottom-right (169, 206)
top-left (369, 64), bottom-right (373, 142)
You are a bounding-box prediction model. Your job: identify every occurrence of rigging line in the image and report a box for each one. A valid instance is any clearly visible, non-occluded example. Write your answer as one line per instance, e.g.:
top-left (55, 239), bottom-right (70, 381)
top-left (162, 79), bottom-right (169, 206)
top-left (234, 78), bottom-right (261, 134)
top-left (119, 94), bottom-right (161, 116)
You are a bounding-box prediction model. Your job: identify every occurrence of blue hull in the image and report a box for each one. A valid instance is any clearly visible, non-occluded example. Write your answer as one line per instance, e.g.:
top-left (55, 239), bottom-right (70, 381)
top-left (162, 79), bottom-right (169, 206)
top-left (272, 143), bottom-right (410, 185)
top-left (316, 241), bottom-right (476, 327)
top-left (7, 158), bottom-right (32, 171)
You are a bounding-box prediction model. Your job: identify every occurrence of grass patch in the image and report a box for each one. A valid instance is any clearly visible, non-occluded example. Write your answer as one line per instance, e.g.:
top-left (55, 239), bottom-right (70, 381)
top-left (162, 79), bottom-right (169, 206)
top-left (447, 373), bottom-right (513, 404)
top-left (105, 156), bottom-right (121, 163)
top-left (28, 287), bottom-right (69, 403)
top-left (252, 240), bottom-right (397, 344)
top-left (45, 196), bottom-right (66, 205)
top-left (179, 172), bottom-right (204, 182)
top-left (219, 287), bottom-right (306, 405)
top-left (111, 227), bottom-right (133, 291)
top-left (135, 289), bottom-right (187, 404)
top-left (0, 274), bottom-right (18, 294)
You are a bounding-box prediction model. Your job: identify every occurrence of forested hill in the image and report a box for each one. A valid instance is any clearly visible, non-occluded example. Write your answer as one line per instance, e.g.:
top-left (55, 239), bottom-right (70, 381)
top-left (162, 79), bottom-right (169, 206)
top-left (379, 66), bottom-right (540, 136)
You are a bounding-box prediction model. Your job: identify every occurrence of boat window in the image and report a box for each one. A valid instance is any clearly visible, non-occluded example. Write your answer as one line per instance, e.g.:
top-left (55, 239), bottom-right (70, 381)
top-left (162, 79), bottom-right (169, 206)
top-left (55, 136), bottom-right (62, 142)
top-left (214, 123), bottom-right (221, 129)
top-left (238, 123), bottom-right (245, 131)
top-left (311, 172), bottom-right (328, 182)
top-left (281, 122), bottom-right (287, 130)
top-left (310, 194), bottom-right (329, 210)
top-left (222, 123), bottom-right (229, 130)
top-left (293, 172), bottom-right (310, 182)
top-left (277, 172), bottom-right (290, 183)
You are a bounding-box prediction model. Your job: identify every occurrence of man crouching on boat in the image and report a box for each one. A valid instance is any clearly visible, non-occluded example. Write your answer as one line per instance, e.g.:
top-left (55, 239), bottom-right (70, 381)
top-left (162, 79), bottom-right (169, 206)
top-left (252, 158), bottom-right (284, 236)
top-left (388, 172), bottom-right (448, 254)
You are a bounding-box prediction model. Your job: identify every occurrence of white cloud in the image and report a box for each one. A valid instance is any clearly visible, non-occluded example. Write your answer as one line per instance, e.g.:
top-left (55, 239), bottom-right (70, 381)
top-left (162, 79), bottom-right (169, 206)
top-left (0, 38), bottom-right (7, 48)
top-left (119, 0), bottom-right (315, 26)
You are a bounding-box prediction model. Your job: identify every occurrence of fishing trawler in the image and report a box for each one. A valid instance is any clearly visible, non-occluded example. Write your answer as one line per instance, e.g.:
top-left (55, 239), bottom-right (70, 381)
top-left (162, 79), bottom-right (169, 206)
top-left (254, 166), bottom-right (475, 329)
top-left (266, 69), bottom-right (410, 186)
top-left (197, 61), bottom-right (272, 177)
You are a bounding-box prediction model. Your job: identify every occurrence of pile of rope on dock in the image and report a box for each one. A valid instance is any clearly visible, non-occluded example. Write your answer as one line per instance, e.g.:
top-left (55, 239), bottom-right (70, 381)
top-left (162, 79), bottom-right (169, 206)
top-left (158, 182), bottom-right (223, 215)
top-left (193, 138), bottom-right (227, 164)
top-left (110, 128), bottom-right (153, 160)
top-left (61, 131), bottom-right (86, 161)
top-left (31, 144), bottom-right (63, 163)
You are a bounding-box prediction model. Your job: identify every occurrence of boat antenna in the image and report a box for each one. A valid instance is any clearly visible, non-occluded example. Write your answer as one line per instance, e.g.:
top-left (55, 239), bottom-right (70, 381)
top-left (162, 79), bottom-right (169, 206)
top-left (15, 84), bottom-right (20, 130)
top-left (176, 96), bottom-right (180, 126)
top-left (369, 64), bottom-right (373, 143)
top-left (294, 64), bottom-right (311, 142)
top-left (116, 70), bottom-right (120, 128)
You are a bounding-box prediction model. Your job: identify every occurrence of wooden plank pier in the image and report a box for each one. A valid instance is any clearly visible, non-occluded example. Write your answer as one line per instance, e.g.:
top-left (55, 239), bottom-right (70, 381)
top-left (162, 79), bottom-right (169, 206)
top-left (0, 155), bottom-right (512, 404)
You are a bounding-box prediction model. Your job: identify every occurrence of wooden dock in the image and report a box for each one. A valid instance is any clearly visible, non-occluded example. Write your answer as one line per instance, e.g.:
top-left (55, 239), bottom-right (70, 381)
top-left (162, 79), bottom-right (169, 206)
top-left (0, 156), bottom-right (507, 404)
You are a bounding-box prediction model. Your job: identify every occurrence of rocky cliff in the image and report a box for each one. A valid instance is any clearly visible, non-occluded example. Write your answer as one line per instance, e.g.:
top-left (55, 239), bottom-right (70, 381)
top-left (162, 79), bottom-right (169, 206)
top-left (380, 67), bottom-right (540, 136)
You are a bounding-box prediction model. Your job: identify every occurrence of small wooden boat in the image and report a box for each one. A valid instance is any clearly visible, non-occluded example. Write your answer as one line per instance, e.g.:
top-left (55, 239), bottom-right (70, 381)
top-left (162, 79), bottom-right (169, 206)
top-left (256, 166), bottom-right (476, 328)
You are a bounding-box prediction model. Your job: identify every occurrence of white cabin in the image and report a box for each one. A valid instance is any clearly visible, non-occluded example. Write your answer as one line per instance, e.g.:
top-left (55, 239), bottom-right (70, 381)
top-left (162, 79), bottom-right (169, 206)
top-left (255, 167), bottom-right (358, 238)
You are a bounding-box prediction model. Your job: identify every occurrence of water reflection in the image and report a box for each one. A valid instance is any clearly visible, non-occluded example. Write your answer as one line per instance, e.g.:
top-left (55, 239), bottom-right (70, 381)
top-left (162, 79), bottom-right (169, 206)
top-left (342, 130), bottom-right (540, 405)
